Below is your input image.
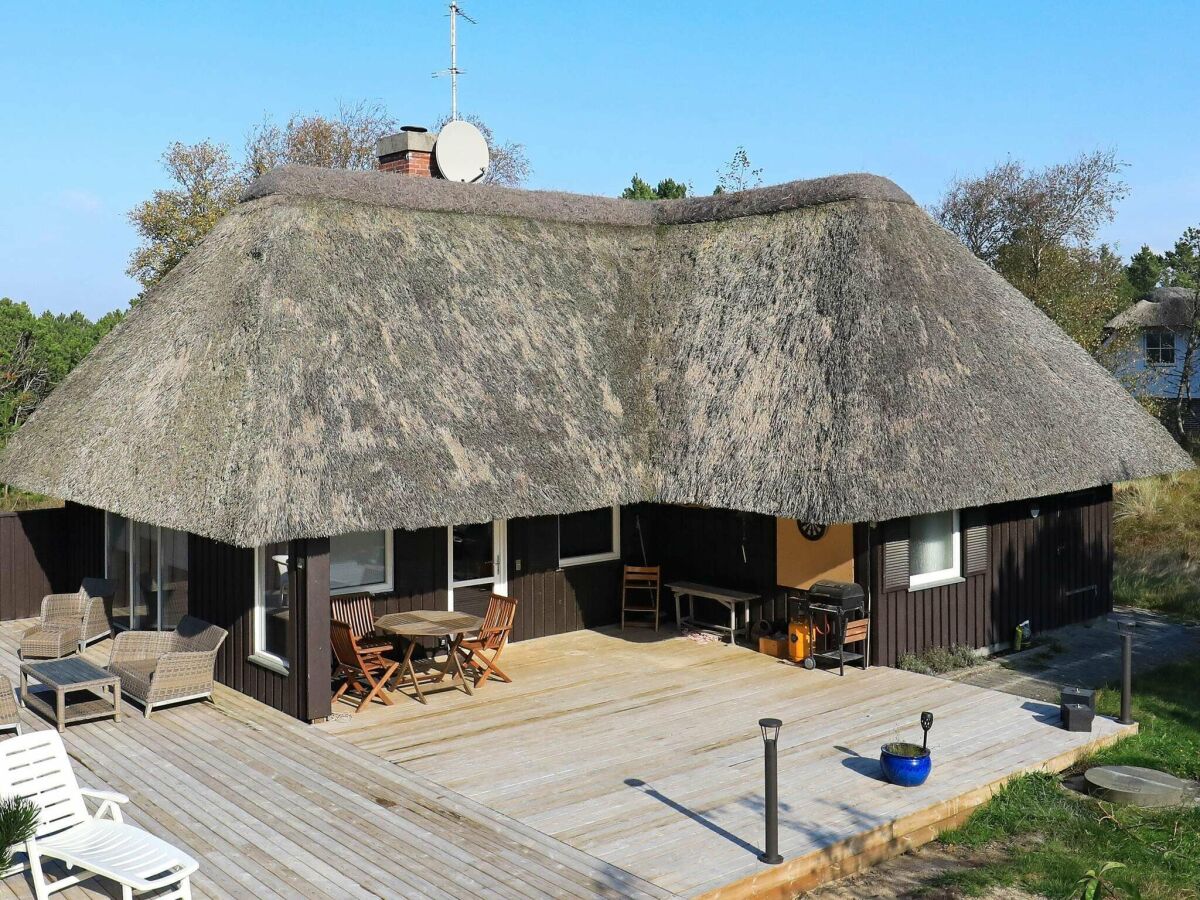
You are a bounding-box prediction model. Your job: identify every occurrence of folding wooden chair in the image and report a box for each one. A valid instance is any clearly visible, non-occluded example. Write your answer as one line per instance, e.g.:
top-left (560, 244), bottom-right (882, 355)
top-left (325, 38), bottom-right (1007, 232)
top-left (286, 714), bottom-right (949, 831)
top-left (331, 620), bottom-right (398, 712)
top-left (331, 593), bottom-right (394, 656)
top-left (621, 565), bottom-right (661, 630)
top-left (458, 594), bottom-right (517, 688)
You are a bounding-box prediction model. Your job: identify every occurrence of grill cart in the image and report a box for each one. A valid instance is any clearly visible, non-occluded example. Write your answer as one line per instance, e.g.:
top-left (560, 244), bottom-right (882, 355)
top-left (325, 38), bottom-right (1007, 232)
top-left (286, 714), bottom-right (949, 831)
top-left (788, 580), bottom-right (868, 675)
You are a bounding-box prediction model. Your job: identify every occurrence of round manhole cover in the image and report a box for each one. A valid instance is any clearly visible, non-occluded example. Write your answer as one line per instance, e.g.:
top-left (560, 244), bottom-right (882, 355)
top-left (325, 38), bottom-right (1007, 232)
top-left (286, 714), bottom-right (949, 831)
top-left (1083, 765), bottom-right (1187, 808)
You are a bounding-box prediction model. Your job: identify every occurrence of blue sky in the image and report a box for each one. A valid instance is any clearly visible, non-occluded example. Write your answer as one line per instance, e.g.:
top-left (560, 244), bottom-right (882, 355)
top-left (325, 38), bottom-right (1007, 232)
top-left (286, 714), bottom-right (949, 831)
top-left (2, 1), bottom-right (1197, 318)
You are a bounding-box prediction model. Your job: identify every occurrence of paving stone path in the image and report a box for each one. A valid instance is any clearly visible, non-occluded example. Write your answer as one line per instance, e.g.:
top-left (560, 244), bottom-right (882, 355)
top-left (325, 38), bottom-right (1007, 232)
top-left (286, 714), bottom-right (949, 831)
top-left (940, 606), bottom-right (1200, 702)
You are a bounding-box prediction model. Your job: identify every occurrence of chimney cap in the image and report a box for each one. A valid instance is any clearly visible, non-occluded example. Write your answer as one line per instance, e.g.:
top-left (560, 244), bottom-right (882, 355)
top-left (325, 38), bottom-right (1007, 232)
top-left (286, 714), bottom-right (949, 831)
top-left (400, 124), bottom-right (429, 133)
top-left (376, 130), bottom-right (437, 157)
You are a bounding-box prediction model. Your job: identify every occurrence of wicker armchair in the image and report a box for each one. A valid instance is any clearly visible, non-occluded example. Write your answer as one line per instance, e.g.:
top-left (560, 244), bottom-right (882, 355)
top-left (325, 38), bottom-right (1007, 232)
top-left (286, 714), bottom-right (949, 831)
top-left (79, 577), bottom-right (116, 646)
top-left (20, 592), bottom-right (85, 660)
top-left (107, 615), bottom-right (228, 718)
top-left (0, 677), bottom-right (21, 736)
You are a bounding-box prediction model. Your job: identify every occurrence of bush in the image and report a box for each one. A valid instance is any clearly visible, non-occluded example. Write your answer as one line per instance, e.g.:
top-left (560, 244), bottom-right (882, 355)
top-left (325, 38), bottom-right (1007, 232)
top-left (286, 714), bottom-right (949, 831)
top-left (0, 796), bottom-right (40, 872)
top-left (897, 643), bottom-right (982, 675)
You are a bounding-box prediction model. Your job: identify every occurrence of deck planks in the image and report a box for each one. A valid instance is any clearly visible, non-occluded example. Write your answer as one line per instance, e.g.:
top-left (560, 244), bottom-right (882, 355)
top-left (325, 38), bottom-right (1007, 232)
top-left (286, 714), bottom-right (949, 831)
top-left (322, 627), bottom-right (1133, 897)
top-left (0, 620), bottom-right (673, 900)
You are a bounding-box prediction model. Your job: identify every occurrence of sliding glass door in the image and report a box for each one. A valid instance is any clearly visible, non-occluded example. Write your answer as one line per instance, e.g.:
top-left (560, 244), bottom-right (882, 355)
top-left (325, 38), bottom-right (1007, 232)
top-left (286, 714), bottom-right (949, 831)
top-left (106, 513), bottom-right (188, 631)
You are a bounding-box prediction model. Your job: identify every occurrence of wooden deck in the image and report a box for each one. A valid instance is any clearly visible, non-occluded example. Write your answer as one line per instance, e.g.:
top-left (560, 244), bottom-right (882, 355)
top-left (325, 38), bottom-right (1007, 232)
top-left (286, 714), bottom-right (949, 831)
top-left (0, 620), bottom-right (673, 900)
top-left (321, 627), bottom-right (1134, 898)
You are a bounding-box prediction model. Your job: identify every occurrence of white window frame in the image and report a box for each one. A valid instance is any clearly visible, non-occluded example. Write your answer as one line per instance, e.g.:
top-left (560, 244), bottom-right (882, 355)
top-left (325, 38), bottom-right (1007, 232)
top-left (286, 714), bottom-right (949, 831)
top-left (447, 520), bottom-right (508, 611)
top-left (908, 509), bottom-right (962, 592)
top-left (1144, 328), bottom-right (1176, 367)
top-left (558, 505), bottom-right (621, 567)
top-left (251, 545), bottom-right (290, 675)
top-left (329, 530), bottom-right (395, 597)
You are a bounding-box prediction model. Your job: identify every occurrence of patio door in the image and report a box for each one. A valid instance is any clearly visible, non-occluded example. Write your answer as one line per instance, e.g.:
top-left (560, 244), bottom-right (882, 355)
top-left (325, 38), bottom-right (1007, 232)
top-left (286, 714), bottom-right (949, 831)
top-left (105, 512), bottom-right (189, 631)
top-left (448, 520), bottom-right (507, 617)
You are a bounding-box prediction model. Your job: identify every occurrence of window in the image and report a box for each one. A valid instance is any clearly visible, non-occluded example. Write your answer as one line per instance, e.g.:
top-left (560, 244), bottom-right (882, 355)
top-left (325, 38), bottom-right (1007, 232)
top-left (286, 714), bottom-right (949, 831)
top-left (908, 510), bottom-right (961, 590)
top-left (253, 542), bottom-right (291, 673)
top-left (330, 530), bottom-right (393, 595)
top-left (558, 505), bottom-right (620, 566)
top-left (1145, 329), bottom-right (1176, 366)
top-left (451, 521), bottom-right (495, 584)
top-left (104, 513), bottom-right (188, 631)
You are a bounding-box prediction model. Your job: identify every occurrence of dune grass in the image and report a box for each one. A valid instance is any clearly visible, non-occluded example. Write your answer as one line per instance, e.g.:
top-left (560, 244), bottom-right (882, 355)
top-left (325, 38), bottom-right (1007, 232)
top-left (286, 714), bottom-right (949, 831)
top-left (1113, 468), bottom-right (1200, 622)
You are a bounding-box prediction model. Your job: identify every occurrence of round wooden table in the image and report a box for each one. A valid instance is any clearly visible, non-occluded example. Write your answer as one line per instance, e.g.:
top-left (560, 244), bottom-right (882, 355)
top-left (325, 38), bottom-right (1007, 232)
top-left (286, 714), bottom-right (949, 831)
top-left (374, 610), bottom-right (483, 704)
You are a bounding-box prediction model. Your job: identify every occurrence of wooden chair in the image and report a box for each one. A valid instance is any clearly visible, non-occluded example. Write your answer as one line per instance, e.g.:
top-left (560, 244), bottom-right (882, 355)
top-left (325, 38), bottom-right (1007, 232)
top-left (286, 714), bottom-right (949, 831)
top-left (331, 620), bottom-right (398, 712)
top-left (833, 617), bottom-right (870, 676)
top-left (330, 593), bottom-right (393, 655)
top-left (457, 594), bottom-right (517, 688)
top-left (621, 565), bottom-right (661, 631)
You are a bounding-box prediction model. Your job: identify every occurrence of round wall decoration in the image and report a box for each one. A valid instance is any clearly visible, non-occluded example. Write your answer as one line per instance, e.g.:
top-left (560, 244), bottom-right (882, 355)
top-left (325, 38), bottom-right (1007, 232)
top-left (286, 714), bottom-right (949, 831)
top-left (796, 521), bottom-right (827, 541)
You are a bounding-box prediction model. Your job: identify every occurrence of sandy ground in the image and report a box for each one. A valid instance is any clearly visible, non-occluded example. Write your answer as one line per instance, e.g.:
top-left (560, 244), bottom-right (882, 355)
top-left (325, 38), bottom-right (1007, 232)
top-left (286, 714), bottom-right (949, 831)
top-left (801, 843), bottom-right (1039, 899)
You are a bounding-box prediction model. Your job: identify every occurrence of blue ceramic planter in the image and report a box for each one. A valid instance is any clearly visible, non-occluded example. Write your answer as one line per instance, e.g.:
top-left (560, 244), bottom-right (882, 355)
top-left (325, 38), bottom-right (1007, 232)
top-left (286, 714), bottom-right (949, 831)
top-left (880, 742), bottom-right (931, 786)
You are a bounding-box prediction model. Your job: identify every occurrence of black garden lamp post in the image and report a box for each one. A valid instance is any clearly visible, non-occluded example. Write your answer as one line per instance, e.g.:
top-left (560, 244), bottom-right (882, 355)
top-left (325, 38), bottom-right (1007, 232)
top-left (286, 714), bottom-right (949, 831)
top-left (757, 717), bottom-right (784, 865)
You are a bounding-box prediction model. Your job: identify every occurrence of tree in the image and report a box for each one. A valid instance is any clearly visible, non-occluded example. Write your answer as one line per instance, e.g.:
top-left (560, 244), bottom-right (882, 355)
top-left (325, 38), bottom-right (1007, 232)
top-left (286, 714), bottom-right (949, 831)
top-left (1163, 228), bottom-right (1200, 289)
top-left (244, 100), bottom-right (397, 180)
top-left (0, 298), bottom-right (123, 506)
top-left (126, 141), bottom-right (243, 292)
top-left (1160, 227), bottom-right (1200, 436)
top-left (930, 150), bottom-right (1130, 351)
top-left (130, 105), bottom-right (532, 292)
top-left (620, 174), bottom-right (688, 200)
top-left (713, 146), bottom-right (763, 194)
top-left (433, 114), bottom-right (530, 187)
top-left (1125, 244), bottom-right (1165, 296)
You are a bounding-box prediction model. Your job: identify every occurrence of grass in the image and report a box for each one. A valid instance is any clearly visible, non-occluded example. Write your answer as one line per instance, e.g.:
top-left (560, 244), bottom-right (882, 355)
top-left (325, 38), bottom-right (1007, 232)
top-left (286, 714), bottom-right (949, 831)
top-left (897, 644), bottom-right (982, 676)
top-left (1113, 468), bottom-right (1200, 622)
top-left (935, 658), bottom-right (1200, 899)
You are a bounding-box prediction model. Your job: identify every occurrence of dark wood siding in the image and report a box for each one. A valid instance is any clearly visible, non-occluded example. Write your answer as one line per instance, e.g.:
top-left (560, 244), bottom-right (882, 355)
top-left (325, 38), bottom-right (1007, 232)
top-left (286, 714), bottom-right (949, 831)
top-left (507, 515), bottom-right (622, 642)
top-left (0, 502), bottom-right (104, 621)
top-left (871, 486), bottom-right (1113, 667)
top-left (187, 534), bottom-right (297, 714)
top-left (186, 535), bottom-right (331, 720)
top-left (625, 504), bottom-right (780, 625)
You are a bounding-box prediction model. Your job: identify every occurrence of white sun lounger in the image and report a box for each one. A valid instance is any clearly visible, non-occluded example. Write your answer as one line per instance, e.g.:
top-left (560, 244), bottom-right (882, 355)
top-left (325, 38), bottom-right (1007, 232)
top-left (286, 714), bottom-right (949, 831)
top-left (0, 730), bottom-right (197, 899)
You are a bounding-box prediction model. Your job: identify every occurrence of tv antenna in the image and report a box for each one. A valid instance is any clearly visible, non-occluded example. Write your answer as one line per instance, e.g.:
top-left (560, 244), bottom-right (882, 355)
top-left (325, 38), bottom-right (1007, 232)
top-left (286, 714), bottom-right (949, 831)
top-left (432, 2), bottom-right (476, 122)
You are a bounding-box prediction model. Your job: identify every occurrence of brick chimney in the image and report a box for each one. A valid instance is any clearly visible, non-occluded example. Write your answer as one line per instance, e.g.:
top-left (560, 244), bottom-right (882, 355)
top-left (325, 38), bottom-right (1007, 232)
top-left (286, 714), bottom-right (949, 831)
top-left (376, 126), bottom-right (439, 177)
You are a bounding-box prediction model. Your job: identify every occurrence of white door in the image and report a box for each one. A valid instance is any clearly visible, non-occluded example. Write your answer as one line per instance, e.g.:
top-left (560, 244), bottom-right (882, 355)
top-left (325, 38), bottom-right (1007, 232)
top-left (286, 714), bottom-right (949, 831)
top-left (447, 520), bottom-right (507, 616)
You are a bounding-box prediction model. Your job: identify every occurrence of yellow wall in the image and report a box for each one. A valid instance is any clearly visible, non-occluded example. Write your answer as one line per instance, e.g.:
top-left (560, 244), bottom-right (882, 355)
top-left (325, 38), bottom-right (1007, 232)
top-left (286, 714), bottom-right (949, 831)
top-left (776, 520), bottom-right (855, 589)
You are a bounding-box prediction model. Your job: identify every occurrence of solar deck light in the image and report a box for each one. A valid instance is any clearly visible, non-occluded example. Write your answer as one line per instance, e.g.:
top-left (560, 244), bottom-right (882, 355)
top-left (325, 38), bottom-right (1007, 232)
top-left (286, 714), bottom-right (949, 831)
top-left (757, 717), bottom-right (783, 865)
top-left (920, 711), bottom-right (934, 751)
top-left (1119, 628), bottom-right (1134, 725)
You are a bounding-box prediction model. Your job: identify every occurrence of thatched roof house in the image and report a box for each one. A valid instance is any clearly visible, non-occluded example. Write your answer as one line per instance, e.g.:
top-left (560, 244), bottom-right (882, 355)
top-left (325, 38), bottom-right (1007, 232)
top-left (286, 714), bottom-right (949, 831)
top-left (0, 165), bottom-right (1188, 548)
top-left (1106, 286), bottom-right (1198, 330)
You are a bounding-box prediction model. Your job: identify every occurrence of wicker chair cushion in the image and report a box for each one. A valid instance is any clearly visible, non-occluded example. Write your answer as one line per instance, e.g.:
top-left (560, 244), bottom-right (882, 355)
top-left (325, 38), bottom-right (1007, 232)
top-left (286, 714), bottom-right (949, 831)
top-left (21, 624), bottom-right (81, 659)
top-left (108, 659), bottom-right (157, 701)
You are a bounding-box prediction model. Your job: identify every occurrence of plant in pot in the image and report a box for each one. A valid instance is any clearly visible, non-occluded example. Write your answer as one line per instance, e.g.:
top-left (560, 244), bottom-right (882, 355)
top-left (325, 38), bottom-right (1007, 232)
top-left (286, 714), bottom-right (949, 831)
top-left (0, 795), bottom-right (40, 875)
top-left (880, 712), bottom-right (934, 786)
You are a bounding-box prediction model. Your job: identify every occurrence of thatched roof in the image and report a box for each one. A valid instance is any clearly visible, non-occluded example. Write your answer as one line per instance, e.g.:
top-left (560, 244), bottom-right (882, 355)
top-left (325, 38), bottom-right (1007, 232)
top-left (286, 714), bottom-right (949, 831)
top-left (0, 165), bottom-right (1188, 547)
top-left (1107, 286), bottom-right (1199, 330)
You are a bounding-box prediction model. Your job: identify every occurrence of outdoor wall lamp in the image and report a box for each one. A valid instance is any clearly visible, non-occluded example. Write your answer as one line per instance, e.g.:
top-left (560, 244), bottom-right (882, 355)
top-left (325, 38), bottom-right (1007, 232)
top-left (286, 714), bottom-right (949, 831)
top-left (757, 717), bottom-right (784, 865)
top-left (1030, 504), bottom-right (1040, 519)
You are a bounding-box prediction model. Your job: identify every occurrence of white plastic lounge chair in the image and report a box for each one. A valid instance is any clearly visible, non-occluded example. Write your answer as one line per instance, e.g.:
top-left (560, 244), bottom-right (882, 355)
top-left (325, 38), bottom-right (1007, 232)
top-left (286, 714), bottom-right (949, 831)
top-left (0, 731), bottom-right (197, 899)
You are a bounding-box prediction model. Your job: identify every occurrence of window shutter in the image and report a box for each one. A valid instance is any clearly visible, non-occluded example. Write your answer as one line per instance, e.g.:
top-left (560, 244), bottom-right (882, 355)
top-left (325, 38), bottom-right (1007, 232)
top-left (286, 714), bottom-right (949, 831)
top-left (963, 508), bottom-right (989, 576)
top-left (881, 519), bottom-right (910, 592)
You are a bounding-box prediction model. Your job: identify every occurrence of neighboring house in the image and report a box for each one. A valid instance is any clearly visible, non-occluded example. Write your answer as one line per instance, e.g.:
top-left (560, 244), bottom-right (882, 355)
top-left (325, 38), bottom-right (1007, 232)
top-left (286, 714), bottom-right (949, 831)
top-left (0, 133), bottom-right (1188, 722)
top-left (1104, 286), bottom-right (1200, 431)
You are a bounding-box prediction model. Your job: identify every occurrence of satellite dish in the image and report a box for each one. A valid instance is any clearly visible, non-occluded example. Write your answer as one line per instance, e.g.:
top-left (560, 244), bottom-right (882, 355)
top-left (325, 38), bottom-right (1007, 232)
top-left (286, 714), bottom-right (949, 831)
top-left (434, 120), bottom-right (490, 183)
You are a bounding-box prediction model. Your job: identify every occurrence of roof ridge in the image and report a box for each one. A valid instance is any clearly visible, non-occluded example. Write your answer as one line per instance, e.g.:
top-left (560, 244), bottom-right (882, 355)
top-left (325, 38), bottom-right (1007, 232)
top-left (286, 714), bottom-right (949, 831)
top-left (241, 165), bottom-right (915, 228)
